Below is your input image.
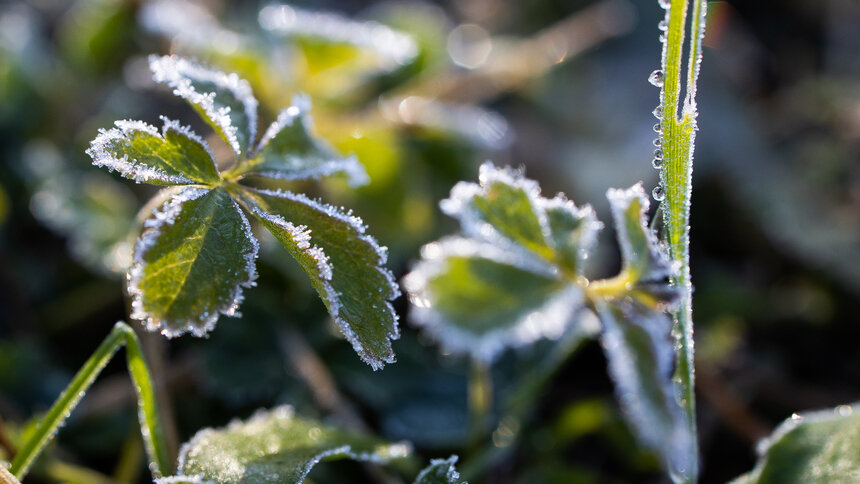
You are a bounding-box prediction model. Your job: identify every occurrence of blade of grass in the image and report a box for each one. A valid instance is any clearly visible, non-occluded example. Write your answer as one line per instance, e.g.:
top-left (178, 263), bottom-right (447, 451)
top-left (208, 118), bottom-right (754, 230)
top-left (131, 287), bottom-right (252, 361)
top-left (9, 322), bottom-right (171, 480)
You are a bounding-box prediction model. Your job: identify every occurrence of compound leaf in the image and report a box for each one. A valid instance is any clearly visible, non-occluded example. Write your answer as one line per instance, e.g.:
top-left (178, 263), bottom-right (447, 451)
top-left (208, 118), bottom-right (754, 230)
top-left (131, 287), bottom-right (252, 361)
top-left (150, 55), bottom-right (258, 157)
top-left (404, 162), bottom-right (600, 361)
top-left (237, 187), bottom-right (399, 370)
top-left (732, 404), bottom-right (860, 484)
top-left (129, 186), bottom-right (258, 337)
top-left (590, 184), bottom-right (691, 477)
top-left (231, 95), bottom-right (368, 187)
top-left (87, 117), bottom-right (220, 186)
top-left (413, 455), bottom-right (464, 484)
top-left (172, 406), bottom-right (411, 484)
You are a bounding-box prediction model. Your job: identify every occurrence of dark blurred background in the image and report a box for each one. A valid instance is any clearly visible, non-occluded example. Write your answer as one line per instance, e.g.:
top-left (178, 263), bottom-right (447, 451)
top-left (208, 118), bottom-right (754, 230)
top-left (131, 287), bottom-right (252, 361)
top-left (0, 0), bottom-right (858, 482)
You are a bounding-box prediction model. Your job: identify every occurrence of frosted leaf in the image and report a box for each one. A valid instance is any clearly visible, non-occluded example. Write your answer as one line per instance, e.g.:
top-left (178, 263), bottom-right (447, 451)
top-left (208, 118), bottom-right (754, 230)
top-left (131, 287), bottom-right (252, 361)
top-left (406, 163), bottom-right (601, 361)
top-left (149, 55), bottom-right (258, 157)
top-left (413, 455), bottom-right (465, 484)
top-left (154, 477), bottom-right (214, 484)
top-left (128, 187), bottom-right (259, 338)
top-left (0, 465), bottom-right (21, 484)
top-left (174, 405), bottom-right (411, 484)
top-left (238, 188), bottom-right (400, 370)
top-left (731, 403), bottom-right (860, 484)
top-left (405, 237), bottom-right (580, 362)
top-left (258, 4), bottom-right (418, 70)
top-left (234, 94), bottom-right (369, 187)
top-left (87, 118), bottom-right (220, 186)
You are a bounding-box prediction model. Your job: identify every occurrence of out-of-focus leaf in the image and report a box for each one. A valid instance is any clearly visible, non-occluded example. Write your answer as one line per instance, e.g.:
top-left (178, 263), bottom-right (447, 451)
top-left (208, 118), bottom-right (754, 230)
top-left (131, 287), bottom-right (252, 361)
top-left (589, 184), bottom-right (691, 478)
top-left (731, 404), bottom-right (860, 484)
top-left (59, 0), bottom-right (136, 74)
top-left (413, 456), bottom-right (464, 484)
top-left (128, 187), bottom-right (259, 337)
top-left (0, 464), bottom-right (21, 484)
top-left (87, 118), bottom-right (220, 186)
top-left (238, 187), bottom-right (400, 370)
top-left (404, 162), bottom-right (601, 361)
top-left (171, 406), bottom-right (411, 484)
top-left (230, 95), bottom-right (368, 187)
top-left (150, 55), bottom-right (258, 157)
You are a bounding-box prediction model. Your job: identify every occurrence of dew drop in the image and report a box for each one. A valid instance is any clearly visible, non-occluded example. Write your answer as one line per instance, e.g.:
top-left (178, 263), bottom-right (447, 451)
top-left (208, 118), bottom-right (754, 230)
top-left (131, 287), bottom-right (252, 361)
top-left (652, 157), bottom-right (663, 169)
top-left (653, 123), bottom-right (662, 133)
top-left (652, 105), bottom-right (663, 118)
top-left (648, 69), bottom-right (664, 87)
top-left (654, 148), bottom-right (664, 160)
top-left (653, 138), bottom-right (662, 147)
top-left (652, 186), bottom-right (665, 201)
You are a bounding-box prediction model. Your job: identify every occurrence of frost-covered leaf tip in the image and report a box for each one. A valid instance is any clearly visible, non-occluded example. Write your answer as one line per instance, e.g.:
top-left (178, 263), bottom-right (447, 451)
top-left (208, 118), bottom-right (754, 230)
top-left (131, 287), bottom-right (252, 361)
top-left (732, 403), bottom-right (860, 484)
top-left (404, 162), bottom-right (601, 362)
top-left (173, 405), bottom-right (411, 484)
top-left (413, 455), bottom-right (465, 484)
top-left (150, 55), bottom-right (258, 157)
top-left (229, 94), bottom-right (369, 187)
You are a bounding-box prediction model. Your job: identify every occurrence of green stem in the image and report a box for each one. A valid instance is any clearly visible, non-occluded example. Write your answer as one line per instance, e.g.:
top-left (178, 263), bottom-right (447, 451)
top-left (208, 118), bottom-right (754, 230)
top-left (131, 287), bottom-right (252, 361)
top-left (659, 0), bottom-right (708, 482)
top-left (467, 359), bottom-right (493, 449)
top-left (9, 322), bottom-right (171, 480)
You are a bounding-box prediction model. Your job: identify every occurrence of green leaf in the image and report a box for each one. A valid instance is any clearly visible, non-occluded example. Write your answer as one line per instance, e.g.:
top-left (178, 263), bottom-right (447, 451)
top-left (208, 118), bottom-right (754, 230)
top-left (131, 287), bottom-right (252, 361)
top-left (413, 456), bottom-right (463, 484)
top-left (150, 55), bottom-right (259, 157)
top-left (404, 162), bottom-right (600, 361)
top-left (87, 117), bottom-right (220, 186)
top-left (732, 404), bottom-right (860, 484)
top-left (236, 187), bottom-right (399, 370)
top-left (172, 406), bottom-right (411, 484)
top-left (230, 95), bottom-right (368, 187)
top-left (590, 184), bottom-right (691, 478)
top-left (129, 187), bottom-right (259, 337)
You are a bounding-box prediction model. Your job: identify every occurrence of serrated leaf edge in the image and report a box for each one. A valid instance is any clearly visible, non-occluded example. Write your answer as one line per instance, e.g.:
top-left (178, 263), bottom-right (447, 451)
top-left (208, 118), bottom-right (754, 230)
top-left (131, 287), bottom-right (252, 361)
top-left (128, 187), bottom-right (260, 338)
top-left (176, 405), bottom-right (412, 484)
top-left (403, 236), bottom-right (580, 362)
top-left (87, 119), bottom-right (200, 185)
top-left (250, 188), bottom-right (401, 370)
top-left (251, 94), bottom-right (369, 187)
top-left (149, 55), bottom-right (258, 157)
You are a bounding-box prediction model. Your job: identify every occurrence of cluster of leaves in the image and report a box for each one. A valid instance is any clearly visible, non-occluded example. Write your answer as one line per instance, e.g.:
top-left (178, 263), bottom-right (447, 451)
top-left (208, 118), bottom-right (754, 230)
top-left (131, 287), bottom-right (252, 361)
top-left (403, 163), bottom-right (694, 478)
top-left (86, 55), bottom-right (400, 370)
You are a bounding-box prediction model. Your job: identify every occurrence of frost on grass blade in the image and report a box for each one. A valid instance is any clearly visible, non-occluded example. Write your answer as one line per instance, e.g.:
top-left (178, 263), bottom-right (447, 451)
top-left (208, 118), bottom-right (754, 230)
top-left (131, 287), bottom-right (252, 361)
top-left (405, 163), bottom-right (601, 361)
top-left (404, 237), bottom-right (579, 362)
top-left (149, 55), bottom-right (258, 157)
top-left (0, 465), bottom-right (21, 484)
top-left (731, 403), bottom-right (860, 484)
top-left (175, 405), bottom-right (411, 484)
top-left (413, 455), bottom-right (465, 484)
top-left (129, 187), bottom-right (259, 338)
top-left (87, 118), bottom-right (220, 186)
top-left (234, 94), bottom-right (368, 187)
top-left (441, 162), bottom-right (601, 275)
top-left (589, 183), bottom-right (691, 478)
top-left (238, 187), bottom-right (399, 370)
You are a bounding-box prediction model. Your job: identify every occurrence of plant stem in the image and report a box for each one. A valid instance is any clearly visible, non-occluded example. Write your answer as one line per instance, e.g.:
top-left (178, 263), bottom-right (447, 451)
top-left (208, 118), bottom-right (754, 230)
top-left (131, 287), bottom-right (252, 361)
top-left (9, 322), bottom-right (171, 480)
top-left (467, 359), bottom-right (493, 449)
top-left (658, 0), bottom-right (708, 482)
top-left (0, 415), bottom-right (16, 460)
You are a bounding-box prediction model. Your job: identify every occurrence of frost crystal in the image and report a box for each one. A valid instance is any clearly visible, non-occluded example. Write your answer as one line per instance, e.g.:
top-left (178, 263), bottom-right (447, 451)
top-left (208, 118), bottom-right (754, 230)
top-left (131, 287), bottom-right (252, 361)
top-left (149, 55), bottom-right (258, 156)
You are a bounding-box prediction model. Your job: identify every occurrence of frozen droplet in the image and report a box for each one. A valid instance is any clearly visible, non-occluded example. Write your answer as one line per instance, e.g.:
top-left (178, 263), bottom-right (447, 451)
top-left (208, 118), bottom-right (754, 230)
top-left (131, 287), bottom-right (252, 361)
top-left (654, 149), bottom-right (664, 160)
top-left (653, 138), bottom-right (662, 147)
top-left (652, 186), bottom-right (665, 201)
top-left (652, 105), bottom-right (663, 119)
top-left (658, 0), bottom-right (670, 9)
top-left (652, 157), bottom-right (663, 169)
top-left (659, 32), bottom-right (667, 43)
top-left (658, 19), bottom-right (668, 31)
top-left (648, 70), bottom-right (664, 87)
top-left (653, 123), bottom-right (662, 133)
top-left (790, 413), bottom-right (803, 422)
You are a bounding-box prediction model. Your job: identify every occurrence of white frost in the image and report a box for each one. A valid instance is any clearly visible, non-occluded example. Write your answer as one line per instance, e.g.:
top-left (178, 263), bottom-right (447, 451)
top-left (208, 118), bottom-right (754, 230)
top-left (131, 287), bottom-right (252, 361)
top-left (149, 55), bottom-right (258, 156)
